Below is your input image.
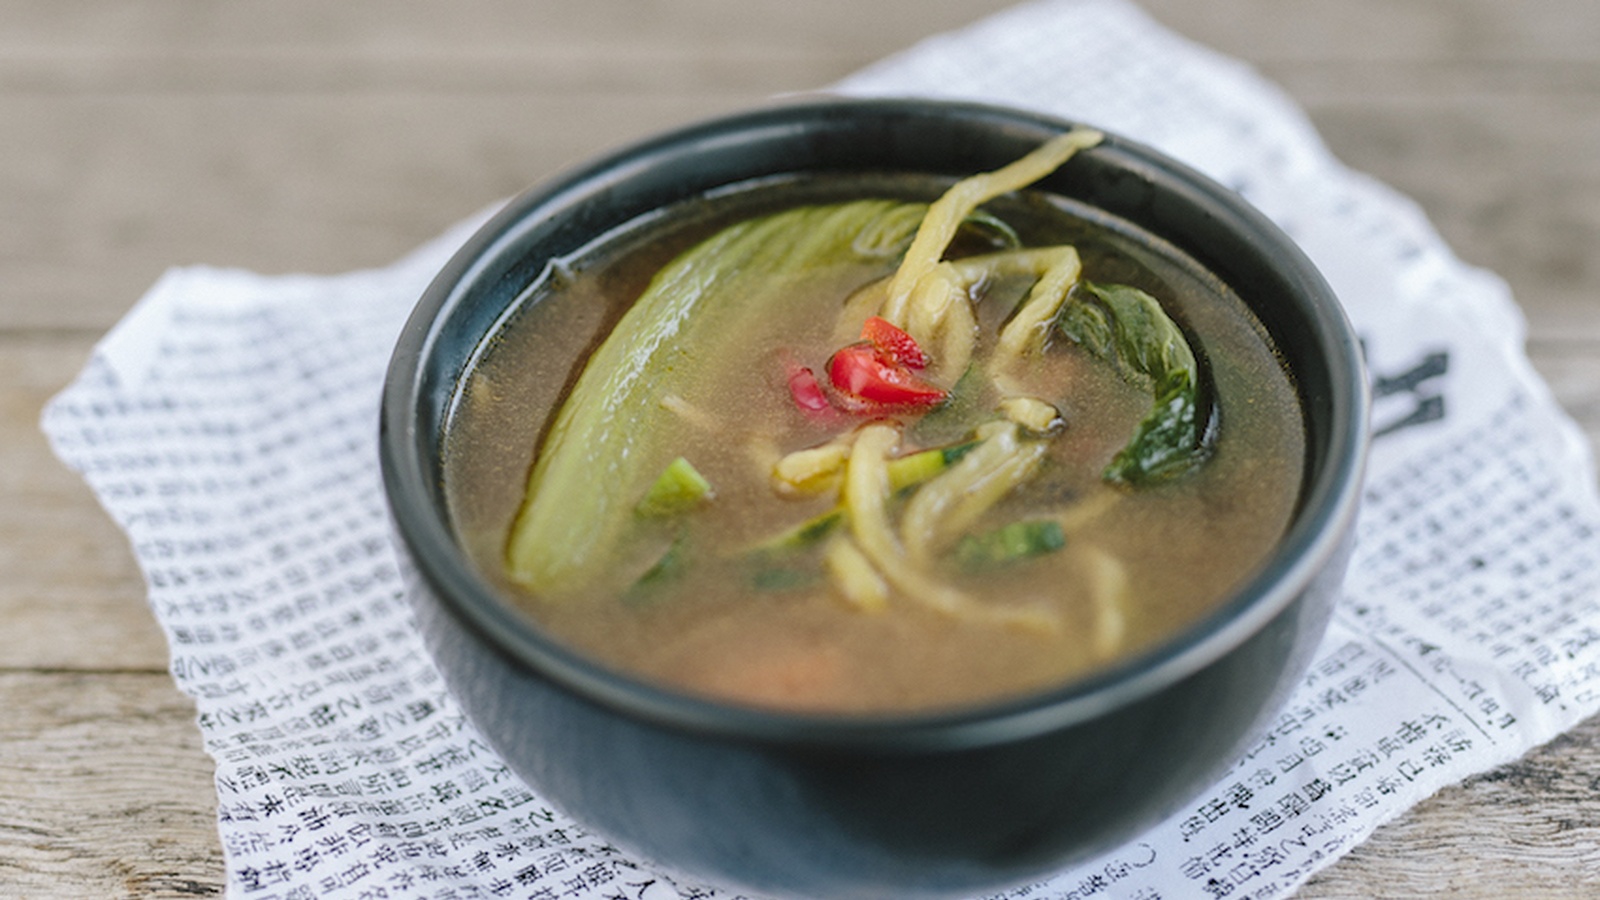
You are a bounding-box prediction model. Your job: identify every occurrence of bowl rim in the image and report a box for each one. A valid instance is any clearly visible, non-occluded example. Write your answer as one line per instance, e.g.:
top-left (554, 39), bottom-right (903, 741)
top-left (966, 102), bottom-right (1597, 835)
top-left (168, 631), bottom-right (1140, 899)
top-left (379, 96), bottom-right (1370, 753)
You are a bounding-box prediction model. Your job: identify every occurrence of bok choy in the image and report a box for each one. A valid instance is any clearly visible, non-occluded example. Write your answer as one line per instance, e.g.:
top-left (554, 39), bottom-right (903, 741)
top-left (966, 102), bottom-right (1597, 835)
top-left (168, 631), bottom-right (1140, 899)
top-left (505, 200), bottom-right (926, 595)
top-left (1058, 281), bottom-right (1210, 485)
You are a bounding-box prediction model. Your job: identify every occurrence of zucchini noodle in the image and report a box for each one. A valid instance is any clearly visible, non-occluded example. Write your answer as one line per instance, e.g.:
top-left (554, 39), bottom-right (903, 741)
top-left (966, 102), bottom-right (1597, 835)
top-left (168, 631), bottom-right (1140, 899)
top-left (881, 128), bottom-right (1103, 347)
top-left (823, 533), bottom-right (889, 614)
top-left (899, 421), bottom-right (1048, 567)
top-left (1076, 543), bottom-right (1129, 659)
top-left (839, 423), bottom-right (1058, 632)
top-left (991, 246), bottom-right (1083, 368)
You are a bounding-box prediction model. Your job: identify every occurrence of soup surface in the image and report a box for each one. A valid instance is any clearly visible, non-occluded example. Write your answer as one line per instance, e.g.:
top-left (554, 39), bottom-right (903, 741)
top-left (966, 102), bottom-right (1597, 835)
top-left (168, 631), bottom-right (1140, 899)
top-left (444, 163), bottom-right (1305, 714)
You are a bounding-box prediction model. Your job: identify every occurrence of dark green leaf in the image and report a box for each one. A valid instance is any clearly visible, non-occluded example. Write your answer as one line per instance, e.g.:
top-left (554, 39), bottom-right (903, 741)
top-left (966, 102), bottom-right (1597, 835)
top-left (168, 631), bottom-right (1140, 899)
top-left (955, 519), bottom-right (1067, 570)
top-left (751, 566), bottom-right (821, 592)
top-left (624, 533), bottom-right (690, 605)
top-left (1059, 282), bottom-right (1210, 485)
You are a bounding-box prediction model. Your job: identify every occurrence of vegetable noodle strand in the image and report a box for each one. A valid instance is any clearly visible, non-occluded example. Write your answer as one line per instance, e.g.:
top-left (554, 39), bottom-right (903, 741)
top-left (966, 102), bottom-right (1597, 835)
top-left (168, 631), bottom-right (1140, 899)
top-left (882, 128), bottom-right (1103, 337)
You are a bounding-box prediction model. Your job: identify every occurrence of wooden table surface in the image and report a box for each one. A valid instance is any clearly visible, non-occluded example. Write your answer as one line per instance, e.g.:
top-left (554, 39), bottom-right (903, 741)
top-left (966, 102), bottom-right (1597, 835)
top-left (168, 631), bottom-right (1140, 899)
top-left (5, 1), bottom-right (1599, 896)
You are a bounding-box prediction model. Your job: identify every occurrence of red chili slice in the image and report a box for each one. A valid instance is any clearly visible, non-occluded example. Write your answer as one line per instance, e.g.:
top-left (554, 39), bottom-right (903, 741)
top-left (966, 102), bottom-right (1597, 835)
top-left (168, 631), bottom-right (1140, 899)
top-left (827, 343), bottom-right (948, 408)
top-left (860, 316), bottom-right (929, 369)
top-left (786, 364), bottom-right (832, 413)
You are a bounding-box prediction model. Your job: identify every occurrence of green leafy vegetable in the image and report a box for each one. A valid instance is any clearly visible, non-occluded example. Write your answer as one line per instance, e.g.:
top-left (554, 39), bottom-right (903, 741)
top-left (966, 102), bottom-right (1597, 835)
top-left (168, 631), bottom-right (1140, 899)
top-left (506, 200), bottom-right (927, 595)
top-left (751, 507), bottom-right (845, 555)
top-left (955, 519), bottom-right (1066, 570)
top-left (751, 566), bottom-right (820, 592)
top-left (624, 533), bottom-right (689, 604)
top-left (1058, 282), bottom-right (1210, 485)
top-left (748, 438), bottom-right (982, 555)
top-left (635, 456), bottom-right (712, 518)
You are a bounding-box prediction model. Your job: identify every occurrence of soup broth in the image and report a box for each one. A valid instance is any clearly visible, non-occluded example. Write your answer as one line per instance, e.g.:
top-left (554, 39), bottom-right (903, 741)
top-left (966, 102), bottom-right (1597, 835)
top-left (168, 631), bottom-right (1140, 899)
top-left (444, 168), bottom-right (1305, 714)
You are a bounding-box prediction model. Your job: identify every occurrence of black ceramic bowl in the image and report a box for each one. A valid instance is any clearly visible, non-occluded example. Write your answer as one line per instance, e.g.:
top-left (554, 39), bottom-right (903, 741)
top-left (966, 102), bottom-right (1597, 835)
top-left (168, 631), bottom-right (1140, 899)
top-left (380, 98), bottom-right (1368, 899)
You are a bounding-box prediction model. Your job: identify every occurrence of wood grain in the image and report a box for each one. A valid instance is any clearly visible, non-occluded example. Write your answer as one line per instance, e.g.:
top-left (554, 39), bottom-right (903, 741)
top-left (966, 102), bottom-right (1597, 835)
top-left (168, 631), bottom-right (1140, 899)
top-left (1301, 714), bottom-right (1600, 896)
top-left (1, 336), bottom-right (171, 672)
top-left (4, 0), bottom-right (1598, 896)
top-left (0, 672), bottom-right (223, 898)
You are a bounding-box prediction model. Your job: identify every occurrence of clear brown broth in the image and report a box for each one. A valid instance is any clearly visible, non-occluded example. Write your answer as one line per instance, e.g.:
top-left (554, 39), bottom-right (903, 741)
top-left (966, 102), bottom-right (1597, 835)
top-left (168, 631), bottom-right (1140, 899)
top-left (443, 174), bottom-right (1306, 714)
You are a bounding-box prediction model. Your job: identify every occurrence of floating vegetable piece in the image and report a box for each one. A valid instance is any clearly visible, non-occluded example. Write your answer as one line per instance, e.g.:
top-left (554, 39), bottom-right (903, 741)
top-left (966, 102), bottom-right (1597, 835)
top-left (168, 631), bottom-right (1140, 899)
top-left (828, 343), bottom-right (949, 410)
top-left (1077, 543), bottom-right (1130, 659)
top-left (909, 364), bottom-right (985, 445)
top-left (861, 316), bottom-right (929, 369)
top-left (849, 202), bottom-right (930, 258)
top-left (1059, 282), bottom-right (1210, 485)
top-left (837, 423), bottom-right (1059, 632)
top-left (958, 208), bottom-right (1024, 252)
top-left (991, 246), bottom-right (1083, 367)
top-left (880, 128), bottom-right (1103, 347)
top-left (999, 396), bottom-right (1063, 434)
top-left (913, 264), bottom-right (980, 382)
top-left (658, 393), bottom-right (720, 432)
top-left (753, 507), bottom-right (847, 554)
top-left (955, 519), bottom-right (1067, 570)
top-left (823, 315), bottom-right (949, 411)
top-left (750, 565), bottom-right (820, 592)
top-left (786, 364), bottom-right (832, 415)
top-left (506, 200), bottom-right (926, 594)
top-left (899, 421), bottom-right (1049, 566)
top-left (824, 534), bottom-right (889, 613)
top-left (636, 456), bottom-right (713, 517)
top-left (841, 424), bottom-right (973, 617)
top-left (772, 435), bottom-right (853, 497)
top-left (755, 438), bottom-right (982, 552)
top-left (889, 440), bottom-right (981, 487)
top-left (625, 533), bottom-right (690, 603)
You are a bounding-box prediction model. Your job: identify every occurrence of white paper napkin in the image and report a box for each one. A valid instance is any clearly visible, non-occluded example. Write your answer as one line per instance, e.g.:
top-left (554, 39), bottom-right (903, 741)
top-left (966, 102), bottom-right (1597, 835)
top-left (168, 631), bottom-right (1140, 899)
top-left (43, 1), bottom-right (1600, 898)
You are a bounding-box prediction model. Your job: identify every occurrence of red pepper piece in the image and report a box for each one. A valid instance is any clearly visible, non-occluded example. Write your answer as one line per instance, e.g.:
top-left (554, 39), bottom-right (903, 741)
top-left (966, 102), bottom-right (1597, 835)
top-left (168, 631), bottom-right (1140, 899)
top-left (861, 316), bottom-right (928, 369)
top-left (787, 363), bottom-right (832, 413)
top-left (827, 343), bottom-right (948, 408)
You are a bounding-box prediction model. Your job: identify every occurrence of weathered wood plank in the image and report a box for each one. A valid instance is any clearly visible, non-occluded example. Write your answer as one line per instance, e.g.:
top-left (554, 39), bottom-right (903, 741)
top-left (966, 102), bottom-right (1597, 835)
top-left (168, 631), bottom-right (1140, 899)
top-left (5, 94), bottom-right (760, 331)
top-left (1301, 103), bottom-right (1600, 340)
top-left (0, 1), bottom-right (1595, 336)
top-left (0, 671), bottom-right (222, 898)
top-left (1529, 339), bottom-right (1600, 459)
top-left (0, 335), bottom-right (171, 672)
top-left (6, 1), bottom-right (1600, 897)
top-left (0, 0), bottom-right (1019, 63)
top-left (2, 0), bottom-right (1594, 68)
top-left (1301, 713), bottom-right (1600, 897)
top-left (1135, 0), bottom-right (1600, 342)
top-left (3, 674), bottom-right (1599, 899)
top-left (11, 93), bottom-right (1600, 336)
top-left (1141, 0), bottom-right (1600, 63)
top-left (0, 0), bottom-right (1035, 121)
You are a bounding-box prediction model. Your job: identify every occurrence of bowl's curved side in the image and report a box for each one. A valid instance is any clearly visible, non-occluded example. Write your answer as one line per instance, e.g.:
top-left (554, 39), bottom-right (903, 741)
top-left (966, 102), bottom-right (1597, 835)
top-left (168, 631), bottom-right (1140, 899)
top-left (379, 97), bottom-right (1369, 899)
top-left (395, 525), bottom-right (1348, 899)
